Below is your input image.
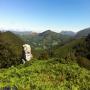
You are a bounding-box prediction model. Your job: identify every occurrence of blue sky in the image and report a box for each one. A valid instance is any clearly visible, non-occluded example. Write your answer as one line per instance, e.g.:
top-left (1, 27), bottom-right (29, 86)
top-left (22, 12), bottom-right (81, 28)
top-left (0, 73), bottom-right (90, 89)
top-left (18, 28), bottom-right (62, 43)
top-left (0, 0), bottom-right (90, 32)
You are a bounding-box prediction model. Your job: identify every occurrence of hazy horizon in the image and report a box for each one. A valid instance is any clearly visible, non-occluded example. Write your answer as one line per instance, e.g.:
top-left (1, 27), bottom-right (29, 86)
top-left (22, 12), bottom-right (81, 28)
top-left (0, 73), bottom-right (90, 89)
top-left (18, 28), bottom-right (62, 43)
top-left (0, 0), bottom-right (90, 32)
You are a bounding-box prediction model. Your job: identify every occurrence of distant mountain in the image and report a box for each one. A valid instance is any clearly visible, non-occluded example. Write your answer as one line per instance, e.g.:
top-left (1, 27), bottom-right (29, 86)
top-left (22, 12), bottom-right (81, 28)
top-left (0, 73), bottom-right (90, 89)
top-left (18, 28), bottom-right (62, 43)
top-left (60, 31), bottom-right (76, 36)
top-left (75, 28), bottom-right (90, 38)
top-left (12, 31), bottom-right (38, 36)
top-left (0, 31), bottom-right (24, 68)
top-left (20, 30), bottom-right (72, 49)
top-left (39, 30), bottom-right (56, 36)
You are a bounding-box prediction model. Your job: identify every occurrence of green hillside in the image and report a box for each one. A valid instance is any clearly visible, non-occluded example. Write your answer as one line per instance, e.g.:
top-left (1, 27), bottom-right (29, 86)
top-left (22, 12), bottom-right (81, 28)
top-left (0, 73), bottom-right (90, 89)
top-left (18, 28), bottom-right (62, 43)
top-left (0, 59), bottom-right (90, 90)
top-left (54, 38), bottom-right (83, 58)
top-left (0, 31), bottom-right (24, 68)
top-left (54, 35), bottom-right (90, 69)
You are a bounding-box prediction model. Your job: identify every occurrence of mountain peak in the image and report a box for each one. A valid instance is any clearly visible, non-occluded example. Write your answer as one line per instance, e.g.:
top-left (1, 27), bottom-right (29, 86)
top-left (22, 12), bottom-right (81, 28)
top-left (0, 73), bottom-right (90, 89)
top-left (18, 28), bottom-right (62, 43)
top-left (75, 27), bottom-right (90, 38)
top-left (60, 31), bottom-right (75, 36)
top-left (43, 30), bottom-right (54, 33)
top-left (39, 30), bottom-right (57, 36)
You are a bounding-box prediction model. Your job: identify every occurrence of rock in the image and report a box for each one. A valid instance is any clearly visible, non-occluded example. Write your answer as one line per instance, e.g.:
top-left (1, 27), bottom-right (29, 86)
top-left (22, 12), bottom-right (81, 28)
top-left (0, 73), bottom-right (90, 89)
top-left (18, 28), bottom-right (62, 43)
top-left (22, 44), bottom-right (33, 62)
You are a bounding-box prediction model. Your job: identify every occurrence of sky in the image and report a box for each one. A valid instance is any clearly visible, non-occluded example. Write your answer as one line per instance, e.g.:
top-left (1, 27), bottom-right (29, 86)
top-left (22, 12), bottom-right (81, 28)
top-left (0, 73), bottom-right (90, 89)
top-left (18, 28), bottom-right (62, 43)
top-left (0, 0), bottom-right (90, 32)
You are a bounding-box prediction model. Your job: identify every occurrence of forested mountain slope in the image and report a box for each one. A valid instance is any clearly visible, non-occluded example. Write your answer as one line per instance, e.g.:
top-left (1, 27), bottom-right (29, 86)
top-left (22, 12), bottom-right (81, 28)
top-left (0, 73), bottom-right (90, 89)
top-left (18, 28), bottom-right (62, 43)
top-left (54, 35), bottom-right (90, 69)
top-left (0, 31), bottom-right (24, 68)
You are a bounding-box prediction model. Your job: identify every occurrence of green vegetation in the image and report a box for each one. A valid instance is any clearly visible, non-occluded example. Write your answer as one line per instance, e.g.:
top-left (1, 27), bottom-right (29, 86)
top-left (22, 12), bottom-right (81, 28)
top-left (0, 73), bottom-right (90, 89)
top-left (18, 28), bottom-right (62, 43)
top-left (0, 30), bottom-right (90, 90)
top-left (20, 30), bottom-right (72, 49)
top-left (19, 30), bottom-right (73, 59)
top-left (0, 59), bottom-right (90, 90)
top-left (0, 31), bottom-right (24, 68)
top-left (54, 38), bottom-right (83, 59)
top-left (53, 34), bottom-right (90, 69)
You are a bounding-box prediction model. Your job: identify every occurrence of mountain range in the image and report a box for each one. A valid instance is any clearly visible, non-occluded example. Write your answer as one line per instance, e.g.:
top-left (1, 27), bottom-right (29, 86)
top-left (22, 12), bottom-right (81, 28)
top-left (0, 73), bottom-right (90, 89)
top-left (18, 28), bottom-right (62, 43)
top-left (13, 27), bottom-right (90, 49)
top-left (18, 30), bottom-right (73, 49)
top-left (12, 27), bottom-right (90, 37)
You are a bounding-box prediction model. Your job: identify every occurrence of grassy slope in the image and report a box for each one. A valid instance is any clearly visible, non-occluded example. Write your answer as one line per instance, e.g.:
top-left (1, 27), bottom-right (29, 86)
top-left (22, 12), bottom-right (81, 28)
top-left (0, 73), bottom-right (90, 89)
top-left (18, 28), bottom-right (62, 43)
top-left (0, 59), bottom-right (90, 90)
